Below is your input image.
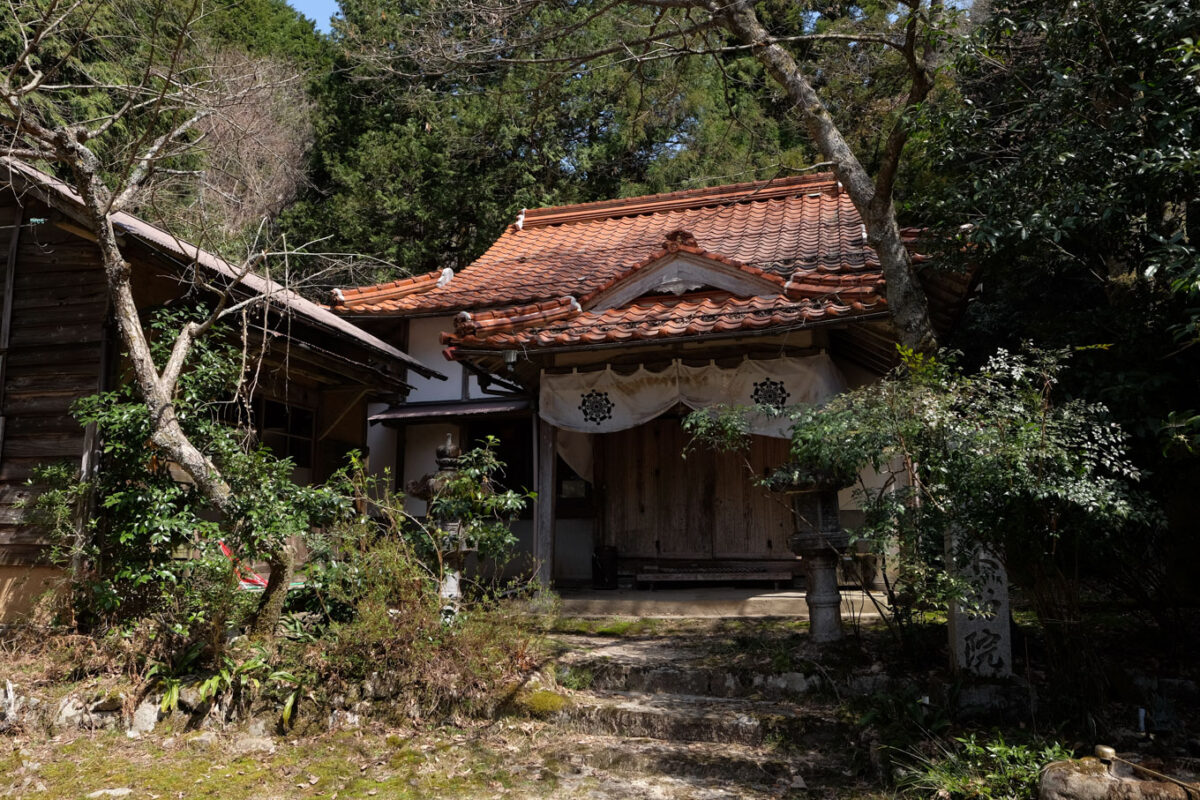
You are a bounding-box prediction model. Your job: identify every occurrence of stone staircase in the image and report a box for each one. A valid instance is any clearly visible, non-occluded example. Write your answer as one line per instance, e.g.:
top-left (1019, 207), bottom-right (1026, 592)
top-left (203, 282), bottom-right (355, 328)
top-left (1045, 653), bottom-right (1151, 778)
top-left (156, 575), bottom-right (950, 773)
top-left (539, 633), bottom-right (866, 798)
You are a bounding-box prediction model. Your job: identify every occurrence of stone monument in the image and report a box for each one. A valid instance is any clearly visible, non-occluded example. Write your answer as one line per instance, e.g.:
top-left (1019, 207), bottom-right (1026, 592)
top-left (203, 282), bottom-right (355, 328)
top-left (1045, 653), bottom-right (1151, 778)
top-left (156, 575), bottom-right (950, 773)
top-left (947, 537), bottom-right (1013, 678)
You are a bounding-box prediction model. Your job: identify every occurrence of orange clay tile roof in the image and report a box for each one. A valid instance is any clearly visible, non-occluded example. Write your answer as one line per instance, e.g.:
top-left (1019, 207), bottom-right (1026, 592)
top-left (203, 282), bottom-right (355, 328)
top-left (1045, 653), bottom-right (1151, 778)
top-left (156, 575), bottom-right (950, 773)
top-left (442, 292), bottom-right (885, 349)
top-left (333, 173), bottom-right (925, 349)
top-left (334, 174), bottom-right (878, 314)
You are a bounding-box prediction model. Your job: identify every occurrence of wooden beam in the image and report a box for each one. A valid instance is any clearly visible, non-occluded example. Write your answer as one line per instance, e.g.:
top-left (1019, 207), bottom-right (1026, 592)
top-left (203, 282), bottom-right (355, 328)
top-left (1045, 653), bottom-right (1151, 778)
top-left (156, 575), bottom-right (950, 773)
top-left (317, 387), bottom-right (371, 441)
top-left (534, 416), bottom-right (557, 585)
top-left (51, 218), bottom-right (97, 243)
top-left (0, 204), bottom-right (24, 457)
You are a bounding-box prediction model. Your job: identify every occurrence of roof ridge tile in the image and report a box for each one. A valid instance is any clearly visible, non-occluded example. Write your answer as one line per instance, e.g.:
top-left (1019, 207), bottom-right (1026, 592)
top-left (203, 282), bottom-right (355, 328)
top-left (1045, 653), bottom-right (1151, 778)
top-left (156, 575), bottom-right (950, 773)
top-left (520, 173), bottom-right (837, 229)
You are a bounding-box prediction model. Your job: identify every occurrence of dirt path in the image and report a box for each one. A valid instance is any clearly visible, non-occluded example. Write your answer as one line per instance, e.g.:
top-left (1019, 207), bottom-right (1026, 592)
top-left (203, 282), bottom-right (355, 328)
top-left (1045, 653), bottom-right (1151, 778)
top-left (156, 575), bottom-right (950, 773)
top-left (4, 623), bottom-right (885, 799)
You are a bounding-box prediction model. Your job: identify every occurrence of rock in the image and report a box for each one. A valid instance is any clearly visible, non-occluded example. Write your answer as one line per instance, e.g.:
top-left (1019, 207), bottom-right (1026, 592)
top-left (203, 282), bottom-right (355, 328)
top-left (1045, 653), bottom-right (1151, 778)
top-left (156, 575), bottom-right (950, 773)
top-left (232, 735), bottom-right (276, 756)
top-left (177, 683), bottom-right (203, 712)
top-left (776, 672), bottom-right (814, 694)
top-left (328, 709), bottom-right (360, 730)
top-left (89, 694), bottom-right (123, 713)
top-left (187, 731), bottom-right (219, 748)
top-left (1040, 757), bottom-right (1190, 800)
top-left (54, 696), bottom-right (88, 728)
top-left (86, 789), bottom-right (132, 798)
top-left (130, 700), bottom-right (158, 734)
top-left (362, 673), bottom-right (382, 700)
top-left (245, 718), bottom-right (271, 738)
top-left (844, 674), bottom-right (890, 695)
top-left (956, 682), bottom-right (1031, 719)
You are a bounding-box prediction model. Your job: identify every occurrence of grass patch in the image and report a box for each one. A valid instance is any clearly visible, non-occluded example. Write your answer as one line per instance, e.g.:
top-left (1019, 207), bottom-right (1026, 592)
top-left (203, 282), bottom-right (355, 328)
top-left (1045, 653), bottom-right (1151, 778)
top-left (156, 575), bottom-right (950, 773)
top-left (13, 725), bottom-right (560, 800)
top-left (892, 734), bottom-right (1074, 800)
top-left (554, 664), bottom-right (595, 690)
top-left (547, 617), bottom-right (661, 637)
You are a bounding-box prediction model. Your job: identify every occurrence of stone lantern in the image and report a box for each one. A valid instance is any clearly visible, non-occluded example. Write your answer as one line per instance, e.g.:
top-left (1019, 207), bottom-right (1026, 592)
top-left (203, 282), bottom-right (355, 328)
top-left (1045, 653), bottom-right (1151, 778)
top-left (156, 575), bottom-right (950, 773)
top-left (776, 470), bottom-right (851, 643)
top-left (406, 434), bottom-right (475, 616)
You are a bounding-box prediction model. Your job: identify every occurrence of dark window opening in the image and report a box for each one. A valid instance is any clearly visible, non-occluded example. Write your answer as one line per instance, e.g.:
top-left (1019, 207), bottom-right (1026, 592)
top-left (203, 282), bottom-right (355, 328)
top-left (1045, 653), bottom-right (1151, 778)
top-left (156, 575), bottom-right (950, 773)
top-left (462, 417), bottom-right (535, 521)
top-left (259, 398), bottom-right (315, 470)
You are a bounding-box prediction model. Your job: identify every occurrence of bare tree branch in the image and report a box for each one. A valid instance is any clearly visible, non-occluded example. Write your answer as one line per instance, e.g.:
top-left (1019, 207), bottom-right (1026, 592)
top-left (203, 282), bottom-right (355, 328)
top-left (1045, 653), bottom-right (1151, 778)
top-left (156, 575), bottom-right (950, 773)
top-left (112, 109), bottom-right (210, 211)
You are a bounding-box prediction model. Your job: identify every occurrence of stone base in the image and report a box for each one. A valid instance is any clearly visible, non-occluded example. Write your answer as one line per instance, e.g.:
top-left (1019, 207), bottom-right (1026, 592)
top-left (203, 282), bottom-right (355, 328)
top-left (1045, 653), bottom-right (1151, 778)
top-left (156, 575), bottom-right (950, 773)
top-left (1040, 758), bottom-right (1192, 800)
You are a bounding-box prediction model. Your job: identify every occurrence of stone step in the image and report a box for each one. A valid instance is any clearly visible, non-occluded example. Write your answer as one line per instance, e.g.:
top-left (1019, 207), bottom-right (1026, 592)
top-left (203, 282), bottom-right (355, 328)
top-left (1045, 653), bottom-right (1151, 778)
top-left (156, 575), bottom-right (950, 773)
top-left (555, 588), bottom-right (886, 619)
top-left (557, 690), bottom-right (844, 747)
top-left (550, 767), bottom-right (789, 800)
top-left (548, 733), bottom-right (854, 789)
top-left (563, 657), bottom-right (828, 700)
top-left (551, 634), bottom-right (899, 700)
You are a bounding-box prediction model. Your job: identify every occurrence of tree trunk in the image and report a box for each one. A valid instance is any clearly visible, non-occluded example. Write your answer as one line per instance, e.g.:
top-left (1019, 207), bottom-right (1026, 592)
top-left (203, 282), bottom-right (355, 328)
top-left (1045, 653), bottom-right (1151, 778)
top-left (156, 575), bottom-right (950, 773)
top-left (61, 132), bottom-right (288, 639)
top-left (720, 2), bottom-right (939, 354)
top-left (250, 543), bottom-right (295, 640)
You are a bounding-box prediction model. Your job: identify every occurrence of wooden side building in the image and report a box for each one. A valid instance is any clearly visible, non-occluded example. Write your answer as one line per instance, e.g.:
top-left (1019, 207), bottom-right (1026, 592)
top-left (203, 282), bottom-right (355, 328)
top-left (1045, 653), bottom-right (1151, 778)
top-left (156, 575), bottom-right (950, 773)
top-left (0, 159), bottom-right (443, 621)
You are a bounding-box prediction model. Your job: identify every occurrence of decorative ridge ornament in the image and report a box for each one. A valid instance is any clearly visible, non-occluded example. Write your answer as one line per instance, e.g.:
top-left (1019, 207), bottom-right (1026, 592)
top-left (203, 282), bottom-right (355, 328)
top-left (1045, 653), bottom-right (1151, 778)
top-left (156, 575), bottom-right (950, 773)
top-left (663, 229), bottom-right (699, 251)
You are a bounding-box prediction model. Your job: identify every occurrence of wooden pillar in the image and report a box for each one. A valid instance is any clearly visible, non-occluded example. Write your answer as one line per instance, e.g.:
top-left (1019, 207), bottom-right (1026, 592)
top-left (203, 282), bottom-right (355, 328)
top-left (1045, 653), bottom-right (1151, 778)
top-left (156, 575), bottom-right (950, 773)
top-left (534, 417), bottom-right (557, 585)
top-left (0, 205), bottom-right (23, 458)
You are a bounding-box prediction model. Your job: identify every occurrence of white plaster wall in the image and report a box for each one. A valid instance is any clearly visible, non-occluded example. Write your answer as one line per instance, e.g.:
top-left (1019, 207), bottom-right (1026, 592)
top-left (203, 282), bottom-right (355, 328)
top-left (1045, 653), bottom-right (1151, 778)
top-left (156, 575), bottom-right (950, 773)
top-left (837, 461), bottom-right (905, 589)
top-left (404, 316), bottom-right (494, 403)
top-left (402, 422), bottom-right (460, 515)
top-left (838, 462), bottom-right (906, 512)
top-left (365, 402), bottom-right (398, 490)
top-left (406, 316), bottom-right (465, 402)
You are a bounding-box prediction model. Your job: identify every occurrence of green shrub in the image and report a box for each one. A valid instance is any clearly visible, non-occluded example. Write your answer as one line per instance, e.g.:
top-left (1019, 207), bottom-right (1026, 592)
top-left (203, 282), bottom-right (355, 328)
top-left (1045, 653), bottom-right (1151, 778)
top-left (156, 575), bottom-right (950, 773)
top-left (313, 527), bottom-right (537, 715)
top-left (554, 664), bottom-right (594, 690)
top-left (25, 308), bottom-right (349, 659)
top-left (295, 455), bottom-right (537, 717)
top-left (895, 734), bottom-right (1073, 800)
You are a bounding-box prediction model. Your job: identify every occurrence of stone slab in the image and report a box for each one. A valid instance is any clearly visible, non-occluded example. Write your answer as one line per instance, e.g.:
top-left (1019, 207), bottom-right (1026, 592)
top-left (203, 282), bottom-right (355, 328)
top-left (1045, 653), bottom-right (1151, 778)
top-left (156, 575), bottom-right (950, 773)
top-left (556, 588), bottom-right (885, 618)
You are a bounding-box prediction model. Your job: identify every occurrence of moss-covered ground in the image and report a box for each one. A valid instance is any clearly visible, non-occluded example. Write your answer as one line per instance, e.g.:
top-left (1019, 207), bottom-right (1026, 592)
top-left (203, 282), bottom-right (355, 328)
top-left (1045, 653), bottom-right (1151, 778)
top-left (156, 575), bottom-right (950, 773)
top-left (3, 723), bottom-right (574, 800)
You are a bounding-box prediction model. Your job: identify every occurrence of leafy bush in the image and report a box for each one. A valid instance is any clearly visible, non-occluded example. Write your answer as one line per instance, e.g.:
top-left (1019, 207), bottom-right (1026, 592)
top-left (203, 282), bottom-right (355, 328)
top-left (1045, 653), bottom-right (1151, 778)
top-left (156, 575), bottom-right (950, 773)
top-left (28, 308), bottom-right (538, 718)
top-left (895, 734), bottom-right (1073, 800)
top-left (686, 347), bottom-right (1152, 696)
top-left (292, 454), bottom-right (536, 716)
top-left (423, 436), bottom-right (530, 565)
top-left (305, 530), bottom-right (536, 716)
top-left (26, 308), bottom-right (349, 655)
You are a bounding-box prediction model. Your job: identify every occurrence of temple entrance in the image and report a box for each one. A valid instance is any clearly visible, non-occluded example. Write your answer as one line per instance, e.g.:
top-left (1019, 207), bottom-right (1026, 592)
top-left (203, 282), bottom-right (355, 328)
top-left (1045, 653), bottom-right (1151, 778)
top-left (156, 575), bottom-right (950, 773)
top-left (596, 416), bottom-right (797, 573)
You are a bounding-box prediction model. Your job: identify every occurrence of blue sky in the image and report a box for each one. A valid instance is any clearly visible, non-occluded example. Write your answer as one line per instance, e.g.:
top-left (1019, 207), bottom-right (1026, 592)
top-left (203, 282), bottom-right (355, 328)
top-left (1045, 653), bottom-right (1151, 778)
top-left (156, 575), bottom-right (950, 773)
top-left (287, 0), bottom-right (338, 33)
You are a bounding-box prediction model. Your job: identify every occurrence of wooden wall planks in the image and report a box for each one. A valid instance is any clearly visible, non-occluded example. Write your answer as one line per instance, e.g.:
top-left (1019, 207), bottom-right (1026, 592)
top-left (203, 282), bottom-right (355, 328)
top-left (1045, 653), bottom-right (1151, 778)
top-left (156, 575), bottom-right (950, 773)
top-left (598, 416), bottom-right (793, 566)
top-left (0, 202), bottom-right (107, 565)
